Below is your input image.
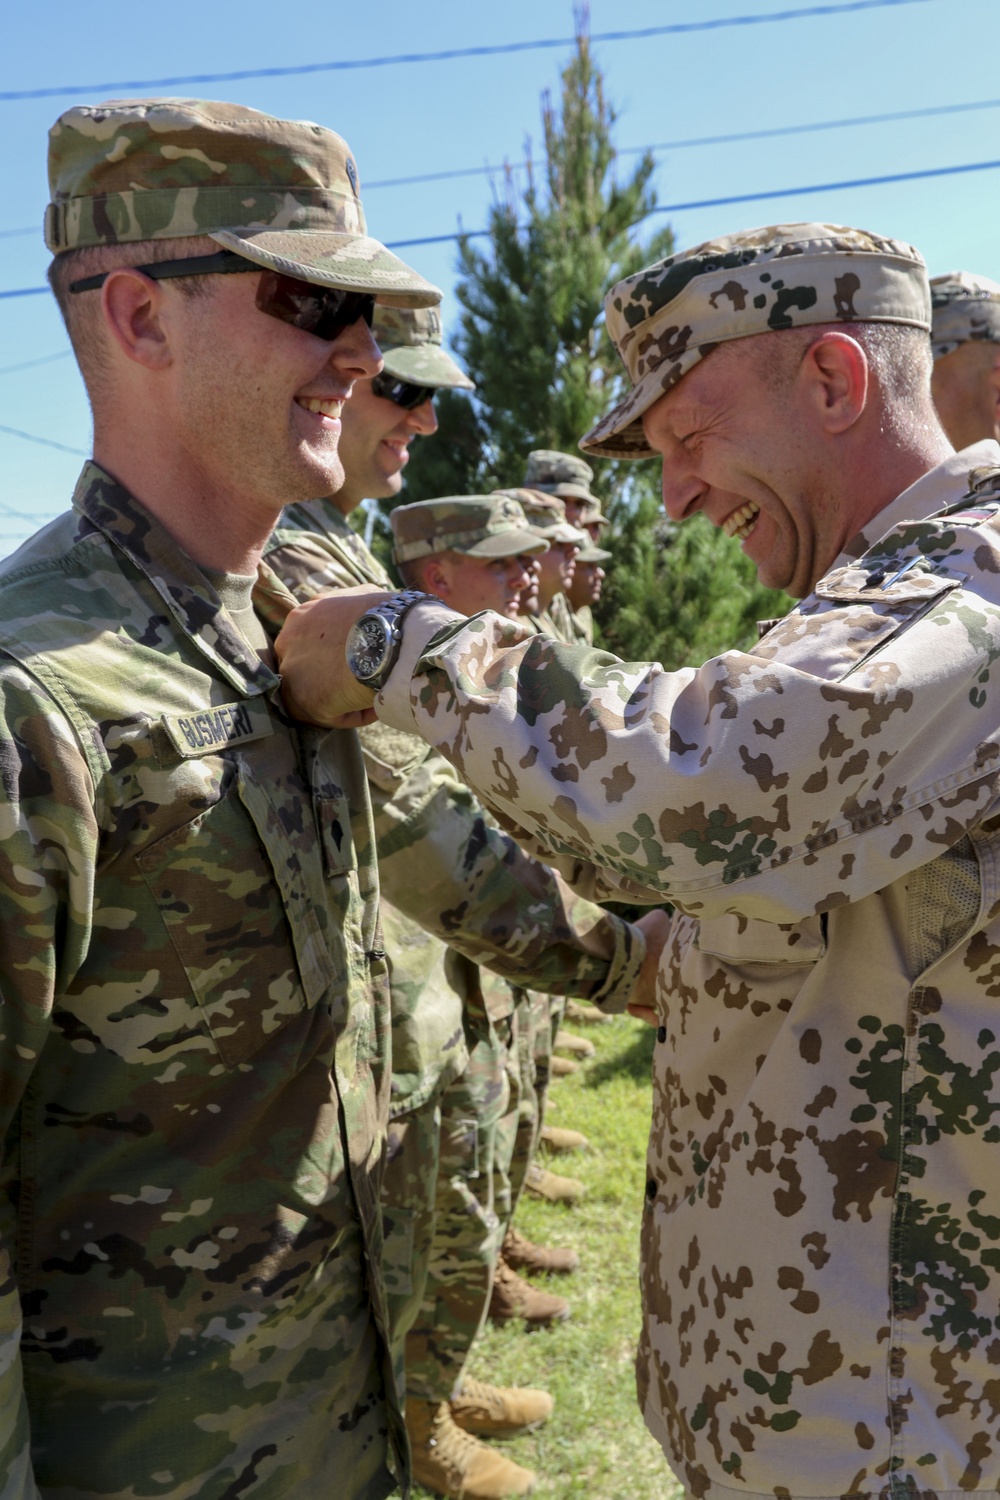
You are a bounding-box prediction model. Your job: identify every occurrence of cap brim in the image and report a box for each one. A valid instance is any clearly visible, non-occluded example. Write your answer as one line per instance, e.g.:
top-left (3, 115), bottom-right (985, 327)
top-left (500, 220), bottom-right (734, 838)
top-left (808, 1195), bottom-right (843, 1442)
top-left (380, 343), bottom-right (475, 389)
top-left (465, 531), bottom-right (549, 559)
top-left (210, 228), bottom-right (441, 308)
top-left (578, 547), bottom-right (612, 563)
top-left (579, 346), bottom-right (704, 459)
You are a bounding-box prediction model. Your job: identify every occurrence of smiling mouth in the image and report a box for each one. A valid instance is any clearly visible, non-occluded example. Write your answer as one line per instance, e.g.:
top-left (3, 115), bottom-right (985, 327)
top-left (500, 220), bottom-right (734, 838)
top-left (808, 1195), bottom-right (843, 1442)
top-left (296, 397), bottom-right (344, 420)
top-left (722, 501), bottom-right (760, 541)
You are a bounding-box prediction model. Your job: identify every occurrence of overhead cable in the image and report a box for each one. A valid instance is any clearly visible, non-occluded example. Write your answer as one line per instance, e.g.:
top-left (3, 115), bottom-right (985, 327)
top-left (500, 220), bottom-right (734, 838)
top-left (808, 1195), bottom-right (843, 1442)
top-left (0, 350), bottom-right (72, 377)
top-left (3, 153), bottom-right (997, 301)
top-left (0, 0), bottom-right (936, 102)
top-left (0, 423), bottom-right (88, 458)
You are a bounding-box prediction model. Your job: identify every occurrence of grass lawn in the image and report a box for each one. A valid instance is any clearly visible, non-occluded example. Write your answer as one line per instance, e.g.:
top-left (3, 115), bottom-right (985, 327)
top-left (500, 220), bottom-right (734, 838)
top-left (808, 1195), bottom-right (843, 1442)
top-left (411, 1013), bottom-right (685, 1500)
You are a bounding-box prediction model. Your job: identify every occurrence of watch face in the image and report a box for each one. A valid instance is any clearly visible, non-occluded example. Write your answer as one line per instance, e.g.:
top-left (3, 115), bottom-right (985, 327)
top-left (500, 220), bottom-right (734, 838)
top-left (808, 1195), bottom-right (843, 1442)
top-left (347, 615), bottom-right (390, 682)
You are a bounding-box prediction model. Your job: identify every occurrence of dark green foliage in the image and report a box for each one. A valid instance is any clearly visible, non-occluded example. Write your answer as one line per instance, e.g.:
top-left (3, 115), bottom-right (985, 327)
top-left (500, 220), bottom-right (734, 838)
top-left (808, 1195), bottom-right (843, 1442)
top-left (398, 12), bottom-right (793, 664)
top-left (597, 498), bottom-right (792, 669)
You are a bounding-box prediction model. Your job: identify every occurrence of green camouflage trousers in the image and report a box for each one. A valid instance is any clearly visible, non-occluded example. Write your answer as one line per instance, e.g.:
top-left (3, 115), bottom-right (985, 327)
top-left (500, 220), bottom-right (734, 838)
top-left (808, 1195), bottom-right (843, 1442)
top-left (384, 1028), bottom-right (508, 1403)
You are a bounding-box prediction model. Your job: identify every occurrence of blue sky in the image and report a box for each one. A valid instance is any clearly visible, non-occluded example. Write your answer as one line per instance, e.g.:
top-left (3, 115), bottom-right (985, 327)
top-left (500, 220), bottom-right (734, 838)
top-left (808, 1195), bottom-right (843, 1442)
top-left (1, 0), bottom-right (999, 555)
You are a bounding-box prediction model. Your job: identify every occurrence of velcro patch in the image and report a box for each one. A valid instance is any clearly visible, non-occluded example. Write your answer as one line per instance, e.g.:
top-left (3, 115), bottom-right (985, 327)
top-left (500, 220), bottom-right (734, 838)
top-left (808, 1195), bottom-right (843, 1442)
top-left (162, 699), bottom-right (273, 758)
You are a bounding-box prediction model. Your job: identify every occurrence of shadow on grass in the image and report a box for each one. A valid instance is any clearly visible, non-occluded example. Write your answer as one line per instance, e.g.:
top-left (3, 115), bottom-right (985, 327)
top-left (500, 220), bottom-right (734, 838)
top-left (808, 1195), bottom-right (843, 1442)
top-left (584, 1022), bottom-right (656, 1087)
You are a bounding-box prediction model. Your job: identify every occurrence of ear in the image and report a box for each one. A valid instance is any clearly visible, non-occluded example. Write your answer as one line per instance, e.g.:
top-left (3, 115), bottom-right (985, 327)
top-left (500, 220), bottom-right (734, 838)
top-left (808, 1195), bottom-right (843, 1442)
top-left (800, 331), bottom-right (868, 435)
top-left (422, 556), bottom-right (452, 599)
top-left (100, 269), bottom-right (175, 371)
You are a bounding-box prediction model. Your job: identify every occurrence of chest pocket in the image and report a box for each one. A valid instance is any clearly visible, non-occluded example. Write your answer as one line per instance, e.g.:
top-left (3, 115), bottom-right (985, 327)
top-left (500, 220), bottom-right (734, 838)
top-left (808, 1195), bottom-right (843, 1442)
top-left (138, 758), bottom-right (335, 1067)
top-left (694, 911), bottom-right (827, 966)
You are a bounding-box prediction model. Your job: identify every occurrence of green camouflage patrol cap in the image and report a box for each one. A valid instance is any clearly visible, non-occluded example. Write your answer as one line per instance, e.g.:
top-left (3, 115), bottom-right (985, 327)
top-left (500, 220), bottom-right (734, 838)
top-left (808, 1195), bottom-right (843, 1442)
top-left (523, 449), bottom-right (598, 505)
top-left (578, 495), bottom-right (609, 531)
top-left (374, 305), bottom-right (474, 388)
top-left (930, 271), bottom-right (1000, 358)
top-left (391, 494), bottom-right (548, 564)
top-left (577, 542), bottom-right (611, 564)
top-left (494, 488), bottom-right (587, 546)
top-left (46, 98), bottom-right (440, 307)
top-left (581, 221), bottom-right (930, 459)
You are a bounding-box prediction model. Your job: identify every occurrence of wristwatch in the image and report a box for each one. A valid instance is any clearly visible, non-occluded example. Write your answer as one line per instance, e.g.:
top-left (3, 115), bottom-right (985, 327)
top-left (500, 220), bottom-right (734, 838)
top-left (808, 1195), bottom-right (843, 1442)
top-left (345, 589), bottom-right (434, 691)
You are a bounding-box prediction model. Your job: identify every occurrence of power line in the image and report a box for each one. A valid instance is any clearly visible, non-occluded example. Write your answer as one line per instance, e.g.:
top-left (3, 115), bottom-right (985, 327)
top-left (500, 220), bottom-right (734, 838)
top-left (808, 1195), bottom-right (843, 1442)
top-left (0, 0), bottom-right (936, 102)
top-left (4, 153), bottom-right (997, 300)
top-left (0, 424), bottom-right (88, 459)
top-left (0, 350), bottom-right (72, 377)
top-left (383, 156), bottom-right (1000, 248)
top-left (4, 89), bottom-right (993, 240)
top-left (363, 94), bottom-right (1000, 190)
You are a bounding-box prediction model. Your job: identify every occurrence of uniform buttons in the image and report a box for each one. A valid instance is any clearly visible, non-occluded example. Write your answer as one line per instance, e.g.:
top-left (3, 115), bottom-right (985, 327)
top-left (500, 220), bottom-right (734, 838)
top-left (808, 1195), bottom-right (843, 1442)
top-left (657, 1025), bottom-right (667, 1043)
top-left (646, 1178), bottom-right (658, 1201)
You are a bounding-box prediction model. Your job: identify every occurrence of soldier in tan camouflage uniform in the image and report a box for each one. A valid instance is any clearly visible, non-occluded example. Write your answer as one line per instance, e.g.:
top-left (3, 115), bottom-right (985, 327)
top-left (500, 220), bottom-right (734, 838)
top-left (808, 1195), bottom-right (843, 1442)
top-left (0, 96), bottom-right (449, 1500)
top-left (266, 390), bottom-right (653, 1497)
top-left (279, 221), bottom-right (1000, 1500)
top-left (930, 272), bottom-right (1000, 449)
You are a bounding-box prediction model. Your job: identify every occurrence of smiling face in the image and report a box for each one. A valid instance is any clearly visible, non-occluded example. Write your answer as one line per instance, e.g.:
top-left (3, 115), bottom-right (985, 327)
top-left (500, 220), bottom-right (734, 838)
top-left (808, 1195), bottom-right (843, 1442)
top-left (640, 334), bottom-right (865, 598)
top-left (332, 377), bottom-right (438, 514)
top-left (159, 268), bottom-right (383, 521)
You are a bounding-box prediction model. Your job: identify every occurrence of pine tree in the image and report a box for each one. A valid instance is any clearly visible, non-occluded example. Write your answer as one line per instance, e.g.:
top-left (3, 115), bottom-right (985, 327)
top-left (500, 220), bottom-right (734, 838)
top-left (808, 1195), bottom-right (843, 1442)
top-left (394, 7), bottom-right (791, 661)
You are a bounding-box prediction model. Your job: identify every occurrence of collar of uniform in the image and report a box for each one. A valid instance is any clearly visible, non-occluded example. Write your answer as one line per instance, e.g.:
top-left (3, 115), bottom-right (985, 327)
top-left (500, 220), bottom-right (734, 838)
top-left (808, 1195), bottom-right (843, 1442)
top-left (284, 495), bottom-right (354, 540)
top-left (836, 438), bottom-right (1000, 567)
top-left (73, 461), bottom-right (280, 697)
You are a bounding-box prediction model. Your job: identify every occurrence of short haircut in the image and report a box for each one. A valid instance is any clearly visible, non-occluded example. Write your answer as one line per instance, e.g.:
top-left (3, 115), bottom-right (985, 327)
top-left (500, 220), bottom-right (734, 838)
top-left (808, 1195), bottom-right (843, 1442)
top-left (48, 235), bottom-right (218, 400)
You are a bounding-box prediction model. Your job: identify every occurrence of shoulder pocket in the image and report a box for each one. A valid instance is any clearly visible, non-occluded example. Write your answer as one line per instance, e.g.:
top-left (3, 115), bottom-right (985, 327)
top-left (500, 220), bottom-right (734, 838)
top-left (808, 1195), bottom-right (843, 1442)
top-left (359, 720), bottom-right (428, 792)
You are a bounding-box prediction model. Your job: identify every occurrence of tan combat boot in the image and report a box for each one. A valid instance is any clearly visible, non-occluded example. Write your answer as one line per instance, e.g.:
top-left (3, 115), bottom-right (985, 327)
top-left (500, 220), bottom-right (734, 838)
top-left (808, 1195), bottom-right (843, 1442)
top-left (565, 998), bottom-right (613, 1025)
top-left (488, 1254), bottom-right (571, 1328)
top-left (451, 1376), bottom-right (554, 1436)
top-left (503, 1225), bottom-right (579, 1275)
top-left (539, 1124), bottom-right (589, 1153)
top-left (406, 1398), bottom-right (536, 1499)
top-left (553, 1030), bottom-right (595, 1058)
top-left (550, 1055), bottom-right (578, 1077)
top-left (524, 1162), bottom-right (585, 1205)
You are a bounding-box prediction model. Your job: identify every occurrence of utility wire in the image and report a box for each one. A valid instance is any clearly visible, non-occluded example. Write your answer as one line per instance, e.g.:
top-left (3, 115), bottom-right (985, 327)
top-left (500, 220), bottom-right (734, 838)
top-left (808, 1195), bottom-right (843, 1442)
top-left (363, 94), bottom-right (1000, 190)
top-left (4, 90), bottom-right (993, 239)
top-left (3, 153), bottom-right (997, 299)
top-left (0, 424), bottom-right (88, 459)
top-left (0, 350), bottom-right (72, 377)
top-left (384, 156), bottom-right (1000, 247)
top-left (0, 0), bottom-right (936, 102)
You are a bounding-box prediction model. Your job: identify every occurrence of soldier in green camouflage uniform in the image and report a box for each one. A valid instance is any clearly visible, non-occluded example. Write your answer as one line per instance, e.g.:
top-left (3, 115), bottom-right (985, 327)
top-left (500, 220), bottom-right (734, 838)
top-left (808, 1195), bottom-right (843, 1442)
top-left (930, 271), bottom-right (1000, 450)
top-left (279, 222), bottom-right (1000, 1500)
top-left (268, 437), bottom-right (648, 1497)
top-left (493, 488), bottom-right (585, 643)
top-left (522, 449), bottom-right (612, 645)
top-left (0, 96), bottom-right (446, 1499)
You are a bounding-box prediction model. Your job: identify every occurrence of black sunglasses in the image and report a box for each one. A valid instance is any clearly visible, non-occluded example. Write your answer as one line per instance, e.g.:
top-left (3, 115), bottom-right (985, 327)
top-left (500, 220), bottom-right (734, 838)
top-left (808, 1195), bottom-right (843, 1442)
top-left (370, 371), bottom-right (437, 410)
top-left (69, 248), bottom-right (376, 342)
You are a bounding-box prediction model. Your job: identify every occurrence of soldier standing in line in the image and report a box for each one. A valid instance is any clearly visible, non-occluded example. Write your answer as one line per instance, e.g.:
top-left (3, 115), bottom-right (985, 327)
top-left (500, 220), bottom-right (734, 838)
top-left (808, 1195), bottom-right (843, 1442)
top-left (0, 96), bottom-right (445, 1500)
top-left (929, 271), bottom-right (1000, 449)
top-left (265, 324), bottom-right (658, 1500)
top-left (564, 539), bottom-right (611, 646)
top-left (495, 488), bottom-right (586, 641)
top-left (278, 221), bottom-right (1000, 1500)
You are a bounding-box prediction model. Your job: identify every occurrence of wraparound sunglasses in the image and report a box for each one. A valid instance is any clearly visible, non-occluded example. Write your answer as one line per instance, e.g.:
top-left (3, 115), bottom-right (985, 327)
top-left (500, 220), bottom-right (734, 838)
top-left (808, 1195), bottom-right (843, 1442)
top-left (70, 248), bottom-right (376, 342)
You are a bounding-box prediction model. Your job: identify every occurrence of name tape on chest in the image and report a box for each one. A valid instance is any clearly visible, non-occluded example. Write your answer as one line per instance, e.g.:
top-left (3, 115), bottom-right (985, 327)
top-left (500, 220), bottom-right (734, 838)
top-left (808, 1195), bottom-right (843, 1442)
top-left (162, 699), bottom-right (274, 758)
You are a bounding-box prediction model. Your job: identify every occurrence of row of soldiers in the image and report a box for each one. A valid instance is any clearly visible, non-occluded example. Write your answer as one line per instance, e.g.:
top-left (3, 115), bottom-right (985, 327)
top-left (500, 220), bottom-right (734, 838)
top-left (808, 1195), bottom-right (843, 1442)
top-left (268, 301), bottom-right (627, 1498)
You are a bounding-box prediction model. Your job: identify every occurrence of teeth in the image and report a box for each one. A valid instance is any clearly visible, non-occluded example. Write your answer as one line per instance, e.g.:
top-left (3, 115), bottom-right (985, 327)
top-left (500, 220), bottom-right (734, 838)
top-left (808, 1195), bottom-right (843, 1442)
top-left (722, 501), bottom-right (760, 541)
top-left (298, 397), bottom-right (343, 419)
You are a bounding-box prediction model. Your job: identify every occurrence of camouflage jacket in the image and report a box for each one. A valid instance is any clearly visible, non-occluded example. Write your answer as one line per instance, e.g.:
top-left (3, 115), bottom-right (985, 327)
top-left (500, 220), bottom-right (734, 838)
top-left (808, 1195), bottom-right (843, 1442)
top-left (266, 498), bottom-right (645, 1119)
top-left (0, 466), bottom-right (403, 1500)
top-left (377, 447), bottom-right (1000, 1500)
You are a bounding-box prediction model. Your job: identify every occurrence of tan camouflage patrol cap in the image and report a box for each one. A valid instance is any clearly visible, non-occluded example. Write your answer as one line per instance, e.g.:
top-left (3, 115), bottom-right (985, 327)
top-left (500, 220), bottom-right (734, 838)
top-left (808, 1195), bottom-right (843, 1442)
top-left (374, 305), bottom-right (475, 388)
top-left (391, 494), bottom-right (548, 564)
top-left (523, 449), bottom-right (598, 504)
top-left (581, 221), bottom-right (930, 458)
top-left (930, 271), bottom-right (1000, 358)
top-left (494, 488), bottom-right (587, 546)
top-left (46, 98), bottom-right (440, 306)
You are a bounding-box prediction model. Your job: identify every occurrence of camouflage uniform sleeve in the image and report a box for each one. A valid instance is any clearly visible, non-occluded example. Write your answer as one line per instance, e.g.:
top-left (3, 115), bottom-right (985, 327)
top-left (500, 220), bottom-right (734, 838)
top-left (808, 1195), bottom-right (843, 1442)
top-left (0, 662), bottom-right (98, 1493)
top-left (376, 549), bottom-right (1000, 924)
top-left (362, 729), bottom-right (646, 1011)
